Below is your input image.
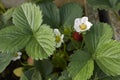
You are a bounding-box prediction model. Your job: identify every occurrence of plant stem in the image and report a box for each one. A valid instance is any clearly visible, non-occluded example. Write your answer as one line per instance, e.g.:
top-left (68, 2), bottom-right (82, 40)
top-left (63, 42), bottom-right (66, 53)
top-left (80, 39), bottom-right (84, 49)
top-left (83, 0), bottom-right (87, 16)
top-left (63, 42), bottom-right (69, 59)
top-left (93, 73), bottom-right (98, 80)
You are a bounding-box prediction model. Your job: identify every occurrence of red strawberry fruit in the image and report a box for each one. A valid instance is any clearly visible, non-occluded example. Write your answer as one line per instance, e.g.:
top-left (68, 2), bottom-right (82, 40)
top-left (73, 32), bottom-right (83, 41)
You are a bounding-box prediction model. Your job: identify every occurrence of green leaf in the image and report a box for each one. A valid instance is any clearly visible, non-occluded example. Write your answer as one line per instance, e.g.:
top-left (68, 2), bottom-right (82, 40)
top-left (58, 70), bottom-right (72, 80)
top-left (109, 0), bottom-right (117, 6)
top-left (26, 24), bottom-right (55, 60)
top-left (113, 2), bottom-right (120, 11)
top-left (52, 53), bottom-right (67, 69)
top-left (60, 2), bottom-right (83, 26)
top-left (87, 0), bottom-right (120, 11)
top-left (13, 3), bottom-right (42, 32)
top-left (34, 59), bottom-right (53, 76)
top-left (46, 73), bottom-right (58, 80)
top-left (95, 40), bottom-right (120, 76)
top-left (67, 39), bottom-right (81, 51)
top-left (84, 23), bottom-right (113, 54)
top-left (0, 2), bottom-right (5, 14)
top-left (102, 75), bottom-right (120, 80)
top-left (93, 65), bottom-right (120, 80)
top-left (68, 50), bottom-right (94, 80)
top-left (31, 0), bottom-right (53, 3)
top-left (0, 26), bottom-right (31, 53)
top-left (20, 75), bottom-right (28, 80)
top-left (0, 52), bottom-right (14, 73)
top-left (20, 68), bottom-right (42, 80)
top-left (32, 69), bottom-right (42, 80)
top-left (39, 2), bottom-right (60, 28)
top-left (87, 0), bottom-right (111, 10)
top-left (3, 8), bottom-right (15, 23)
top-left (20, 68), bottom-right (34, 80)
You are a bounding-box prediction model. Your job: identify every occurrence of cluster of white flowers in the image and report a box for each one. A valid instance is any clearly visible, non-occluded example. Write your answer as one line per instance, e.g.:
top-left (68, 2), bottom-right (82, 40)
top-left (74, 16), bottom-right (93, 33)
top-left (53, 16), bottom-right (92, 48)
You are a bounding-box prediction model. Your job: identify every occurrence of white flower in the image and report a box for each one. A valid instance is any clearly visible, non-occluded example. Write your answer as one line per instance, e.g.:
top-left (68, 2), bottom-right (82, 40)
top-left (54, 29), bottom-right (64, 48)
top-left (74, 16), bottom-right (93, 33)
top-left (12, 52), bottom-right (22, 61)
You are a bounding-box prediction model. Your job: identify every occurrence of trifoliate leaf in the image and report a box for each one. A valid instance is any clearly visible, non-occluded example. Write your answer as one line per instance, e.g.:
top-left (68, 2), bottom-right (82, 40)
top-left (84, 23), bottom-right (113, 54)
top-left (13, 3), bottom-right (42, 32)
top-left (0, 26), bottom-right (31, 53)
top-left (95, 40), bottom-right (120, 76)
top-left (26, 24), bottom-right (55, 60)
top-left (68, 50), bottom-right (94, 80)
top-left (0, 52), bottom-right (14, 73)
top-left (60, 2), bottom-right (83, 26)
top-left (39, 2), bottom-right (60, 28)
top-left (12, 3), bottom-right (55, 60)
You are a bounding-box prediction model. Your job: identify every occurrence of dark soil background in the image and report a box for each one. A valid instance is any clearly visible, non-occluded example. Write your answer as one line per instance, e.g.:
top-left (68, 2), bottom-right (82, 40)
top-left (0, 61), bottom-right (21, 80)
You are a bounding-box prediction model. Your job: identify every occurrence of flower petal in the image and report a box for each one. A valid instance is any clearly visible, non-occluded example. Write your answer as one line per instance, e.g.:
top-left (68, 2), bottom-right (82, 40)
top-left (61, 34), bottom-right (64, 42)
top-left (56, 42), bottom-right (62, 48)
top-left (12, 57), bottom-right (19, 61)
top-left (86, 21), bottom-right (93, 30)
top-left (17, 52), bottom-right (22, 55)
top-left (74, 24), bottom-right (81, 32)
top-left (86, 21), bottom-right (93, 27)
top-left (54, 29), bottom-right (61, 36)
top-left (12, 52), bottom-right (22, 61)
top-left (74, 18), bottom-right (81, 25)
top-left (81, 16), bottom-right (88, 23)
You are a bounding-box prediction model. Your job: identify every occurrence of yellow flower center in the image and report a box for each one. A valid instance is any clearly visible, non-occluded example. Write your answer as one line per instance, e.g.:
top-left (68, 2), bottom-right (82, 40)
top-left (15, 53), bottom-right (19, 57)
top-left (79, 23), bottom-right (87, 30)
top-left (55, 36), bottom-right (61, 42)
